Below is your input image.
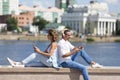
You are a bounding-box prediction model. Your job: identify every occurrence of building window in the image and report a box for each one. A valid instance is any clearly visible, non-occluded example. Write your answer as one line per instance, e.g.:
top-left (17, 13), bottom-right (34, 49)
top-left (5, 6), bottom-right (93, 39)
top-left (37, 11), bottom-right (43, 16)
top-left (11, 10), bottom-right (15, 14)
top-left (3, 0), bottom-right (7, 2)
top-left (26, 18), bottom-right (29, 20)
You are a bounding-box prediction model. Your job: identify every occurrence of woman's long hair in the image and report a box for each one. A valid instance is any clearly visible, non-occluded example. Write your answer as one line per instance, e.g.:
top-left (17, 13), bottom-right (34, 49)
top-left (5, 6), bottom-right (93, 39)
top-left (48, 29), bottom-right (59, 42)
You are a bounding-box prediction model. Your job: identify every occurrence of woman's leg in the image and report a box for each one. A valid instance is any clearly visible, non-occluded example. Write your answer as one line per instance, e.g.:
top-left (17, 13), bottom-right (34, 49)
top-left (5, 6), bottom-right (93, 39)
top-left (22, 53), bottom-right (38, 64)
top-left (22, 53), bottom-right (52, 67)
top-left (61, 61), bottom-right (90, 80)
top-left (37, 53), bottom-right (53, 67)
top-left (71, 50), bottom-right (92, 64)
top-left (25, 61), bottom-right (46, 67)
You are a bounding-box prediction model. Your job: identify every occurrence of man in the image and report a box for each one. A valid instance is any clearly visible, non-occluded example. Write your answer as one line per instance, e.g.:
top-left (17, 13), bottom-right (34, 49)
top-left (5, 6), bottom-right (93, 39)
top-left (57, 30), bottom-right (103, 80)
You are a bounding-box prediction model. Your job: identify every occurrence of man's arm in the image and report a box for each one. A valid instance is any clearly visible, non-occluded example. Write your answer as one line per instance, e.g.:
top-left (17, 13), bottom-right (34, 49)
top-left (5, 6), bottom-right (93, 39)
top-left (62, 47), bottom-right (80, 58)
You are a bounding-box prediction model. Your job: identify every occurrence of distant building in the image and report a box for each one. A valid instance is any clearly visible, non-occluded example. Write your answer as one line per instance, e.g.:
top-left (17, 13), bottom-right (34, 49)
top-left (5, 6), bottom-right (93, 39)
top-left (61, 0), bottom-right (116, 36)
top-left (12, 11), bottom-right (35, 27)
top-left (19, 5), bottom-right (64, 23)
top-left (45, 23), bottom-right (67, 33)
top-left (55, 0), bottom-right (76, 11)
top-left (0, 0), bottom-right (19, 15)
top-left (0, 24), bottom-right (6, 32)
top-left (0, 11), bottom-right (34, 27)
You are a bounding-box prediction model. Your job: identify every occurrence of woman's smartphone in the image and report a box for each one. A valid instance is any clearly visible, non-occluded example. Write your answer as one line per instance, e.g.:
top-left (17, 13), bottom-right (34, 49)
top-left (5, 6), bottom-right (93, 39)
top-left (33, 43), bottom-right (37, 49)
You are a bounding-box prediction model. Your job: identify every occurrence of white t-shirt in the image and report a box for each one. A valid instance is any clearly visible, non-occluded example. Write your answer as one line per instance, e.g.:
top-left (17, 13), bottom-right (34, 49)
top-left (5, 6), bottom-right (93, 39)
top-left (57, 39), bottom-right (74, 64)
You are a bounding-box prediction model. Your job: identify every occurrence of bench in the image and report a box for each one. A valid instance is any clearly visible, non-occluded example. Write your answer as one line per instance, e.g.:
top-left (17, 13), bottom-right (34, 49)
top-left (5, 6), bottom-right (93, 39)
top-left (0, 66), bottom-right (120, 80)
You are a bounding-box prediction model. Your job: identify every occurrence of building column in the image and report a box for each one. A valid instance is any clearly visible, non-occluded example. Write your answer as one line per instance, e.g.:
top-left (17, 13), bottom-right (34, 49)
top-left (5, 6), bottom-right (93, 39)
top-left (100, 22), bottom-right (103, 36)
top-left (110, 22), bottom-right (113, 35)
top-left (107, 22), bottom-right (110, 35)
top-left (75, 21), bottom-right (78, 32)
top-left (70, 21), bottom-right (73, 30)
top-left (113, 22), bottom-right (116, 35)
top-left (80, 21), bottom-right (82, 34)
top-left (103, 21), bottom-right (106, 35)
top-left (97, 21), bottom-right (100, 35)
top-left (78, 21), bottom-right (80, 33)
top-left (101, 21), bottom-right (103, 35)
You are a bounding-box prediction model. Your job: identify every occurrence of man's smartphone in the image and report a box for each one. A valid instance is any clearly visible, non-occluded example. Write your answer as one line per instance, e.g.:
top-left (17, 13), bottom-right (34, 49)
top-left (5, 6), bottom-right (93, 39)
top-left (78, 46), bottom-right (83, 49)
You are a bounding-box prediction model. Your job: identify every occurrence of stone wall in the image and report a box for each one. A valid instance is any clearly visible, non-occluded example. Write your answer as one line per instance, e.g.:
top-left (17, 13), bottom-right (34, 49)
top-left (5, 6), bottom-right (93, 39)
top-left (1, 34), bottom-right (120, 42)
top-left (0, 67), bottom-right (120, 80)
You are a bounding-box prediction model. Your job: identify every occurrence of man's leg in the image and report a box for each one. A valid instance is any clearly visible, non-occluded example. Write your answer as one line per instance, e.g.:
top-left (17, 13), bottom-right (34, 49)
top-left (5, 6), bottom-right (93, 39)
top-left (61, 61), bottom-right (90, 80)
top-left (71, 50), bottom-right (92, 64)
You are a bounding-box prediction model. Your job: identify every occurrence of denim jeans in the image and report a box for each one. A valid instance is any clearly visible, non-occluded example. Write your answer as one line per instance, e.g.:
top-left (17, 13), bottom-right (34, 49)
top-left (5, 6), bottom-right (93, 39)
top-left (60, 50), bottom-right (92, 80)
top-left (22, 53), bottom-right (53, 67)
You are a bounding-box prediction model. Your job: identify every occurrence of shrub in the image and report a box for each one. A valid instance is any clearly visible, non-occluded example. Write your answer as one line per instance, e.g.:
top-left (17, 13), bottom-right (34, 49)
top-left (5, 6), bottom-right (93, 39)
top-left (86, 38), bottom-right (94, 42)
top-left (114, 39), bottom-right (120, 42)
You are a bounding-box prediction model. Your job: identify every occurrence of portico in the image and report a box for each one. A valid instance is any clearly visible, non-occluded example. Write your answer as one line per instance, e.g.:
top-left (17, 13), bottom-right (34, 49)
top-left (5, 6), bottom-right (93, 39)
top-left (61, 1), bottom-right (117, 36)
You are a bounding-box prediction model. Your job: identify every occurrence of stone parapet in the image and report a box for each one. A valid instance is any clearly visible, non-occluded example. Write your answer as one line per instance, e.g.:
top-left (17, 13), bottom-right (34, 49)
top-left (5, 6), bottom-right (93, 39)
top-left (0, 66), bottom-right (120, 80)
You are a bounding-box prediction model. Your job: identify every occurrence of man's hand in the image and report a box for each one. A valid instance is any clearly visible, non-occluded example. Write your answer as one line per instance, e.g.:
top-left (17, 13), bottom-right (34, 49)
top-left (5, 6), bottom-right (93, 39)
top-left (78, 46), bottom-right (84, 49)
top-left (72, 47), bottom-right (81, 53)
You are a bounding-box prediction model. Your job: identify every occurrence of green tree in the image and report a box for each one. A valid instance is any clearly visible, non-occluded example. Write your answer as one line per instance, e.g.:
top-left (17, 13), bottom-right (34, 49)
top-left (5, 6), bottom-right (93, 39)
top-left (116, 20), bottom-right (120, 35)
top-left (32, 16), bottom-right (49, 30)
top-left (66, 26), bottom-right (72, 30)
top-left (6, 17), bottom-right (18, 31)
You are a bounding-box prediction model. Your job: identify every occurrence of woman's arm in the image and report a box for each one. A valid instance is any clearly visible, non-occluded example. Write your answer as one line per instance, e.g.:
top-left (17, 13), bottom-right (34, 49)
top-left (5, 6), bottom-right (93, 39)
top-left (44, 43), bottom-right (51, 53)
top-left (34, 42), bottom-right (57, 57)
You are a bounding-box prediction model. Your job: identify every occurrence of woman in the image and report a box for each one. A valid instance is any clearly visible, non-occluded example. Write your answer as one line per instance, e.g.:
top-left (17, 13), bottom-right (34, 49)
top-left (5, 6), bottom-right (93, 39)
top-left (7, 29), bottom-right (59, 68)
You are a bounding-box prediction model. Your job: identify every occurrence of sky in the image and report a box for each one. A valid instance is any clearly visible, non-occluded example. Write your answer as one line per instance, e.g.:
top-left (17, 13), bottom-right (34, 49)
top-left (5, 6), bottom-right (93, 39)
top-left (19, 0), bottom-right (120, 14)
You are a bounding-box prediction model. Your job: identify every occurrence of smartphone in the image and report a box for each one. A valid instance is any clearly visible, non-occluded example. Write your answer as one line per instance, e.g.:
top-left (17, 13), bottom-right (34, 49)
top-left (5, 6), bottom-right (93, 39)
top-left (33, 42), bottom-right (37, 48)
top-left (78, 46), bottom-right (83, 49)
top-left (33, 41), bottom-right (40, 49)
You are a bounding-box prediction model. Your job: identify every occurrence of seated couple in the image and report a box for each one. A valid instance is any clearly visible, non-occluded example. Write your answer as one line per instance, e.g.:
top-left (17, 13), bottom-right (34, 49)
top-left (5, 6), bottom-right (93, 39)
top-left (7, 29), bottom-right (103, 80)
top-left (7, 29), bottom-right (103, 68)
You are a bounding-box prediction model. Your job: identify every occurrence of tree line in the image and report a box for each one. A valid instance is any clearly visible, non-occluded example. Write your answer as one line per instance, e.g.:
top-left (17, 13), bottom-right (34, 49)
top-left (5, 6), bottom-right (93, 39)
top-left (6, 16), bottom-right (49, 33)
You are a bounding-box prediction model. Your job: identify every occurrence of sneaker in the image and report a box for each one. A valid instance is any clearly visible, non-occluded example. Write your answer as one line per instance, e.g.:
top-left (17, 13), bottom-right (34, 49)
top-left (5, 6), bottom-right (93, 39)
top-left (7, 57), bottom-right (24, 67)
top-left (91, 63), bottom-right (103, 68)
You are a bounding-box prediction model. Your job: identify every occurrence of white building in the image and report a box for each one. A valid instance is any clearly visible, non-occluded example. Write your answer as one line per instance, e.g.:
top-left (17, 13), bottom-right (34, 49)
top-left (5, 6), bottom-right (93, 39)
top-left (0, 0), bottom-right (2, 15)
top-left (0, 24), bottom-right (6, 32)
top-left (61, 1), bottom-right (116, 36)
top-left (19, 5), bottom-right (64, 23)
top-left (0, 0), bottom-right (19, 15)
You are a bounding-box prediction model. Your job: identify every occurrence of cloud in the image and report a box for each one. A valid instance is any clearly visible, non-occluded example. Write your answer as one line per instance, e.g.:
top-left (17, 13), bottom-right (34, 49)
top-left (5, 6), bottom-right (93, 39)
top-left (103, 0), bottom-right (120, 13)
top-left (42, 0), bottom-right (54, 8)
top-left (104, 0), bottom-right (118, 4)
top-left (32, 1), bottom-right (44, 7)
top-left (31, 0), bottom-right (54, 8)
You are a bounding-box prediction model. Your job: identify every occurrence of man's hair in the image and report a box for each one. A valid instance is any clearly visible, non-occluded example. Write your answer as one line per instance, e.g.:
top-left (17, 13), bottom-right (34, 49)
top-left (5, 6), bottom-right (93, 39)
top-left (64, 30), bottom-right (70, 35)
top-left (62, 30), bottom-right (70, 38)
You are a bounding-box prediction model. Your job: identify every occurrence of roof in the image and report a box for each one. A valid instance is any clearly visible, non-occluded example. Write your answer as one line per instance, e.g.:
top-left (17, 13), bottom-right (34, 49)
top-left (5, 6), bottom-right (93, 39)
top-left (19, 5), bottom-right (64, 13)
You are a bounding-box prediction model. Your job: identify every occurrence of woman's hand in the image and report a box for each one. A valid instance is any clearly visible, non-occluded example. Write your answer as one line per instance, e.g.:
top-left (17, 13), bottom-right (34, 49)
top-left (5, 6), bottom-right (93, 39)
top-left (34, 46), bottom-right (41, 53)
